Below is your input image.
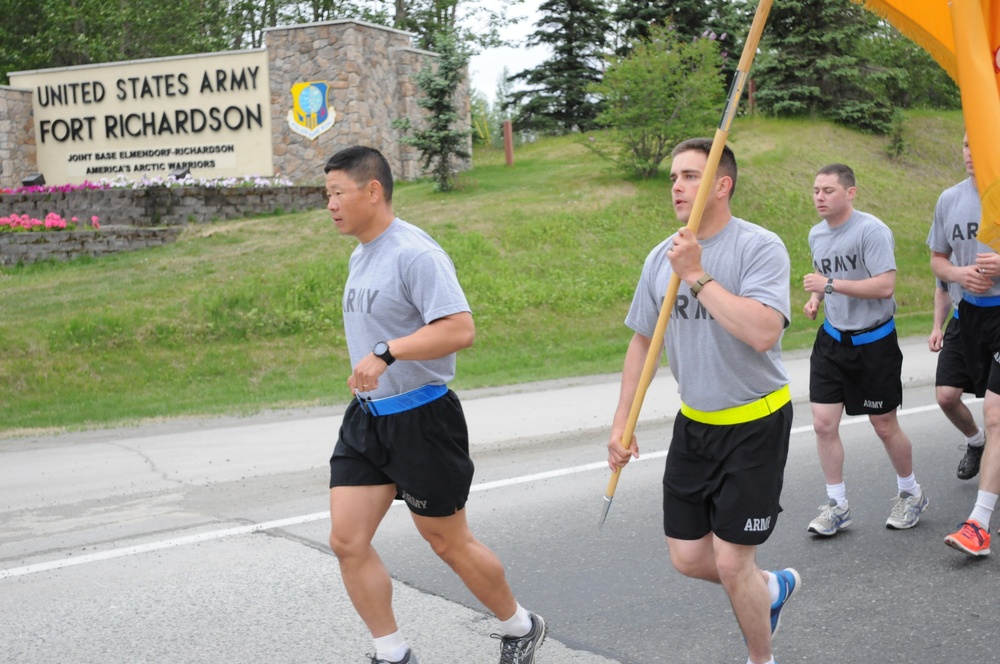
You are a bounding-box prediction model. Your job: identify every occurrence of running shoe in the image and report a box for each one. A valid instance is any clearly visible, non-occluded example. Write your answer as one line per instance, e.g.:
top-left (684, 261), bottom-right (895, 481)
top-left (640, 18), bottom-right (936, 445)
top-left (944, 521), bottom-right (991, 556)
top-left (807, 499), bottom-right (852, 536)
top-left (494, 613), bottom-right (546, 664)
top-left (770, 568), bottom-right (801, 637)
top-left (885, 490), bottom-right (929, 529)
top-left (369, 650), bottom-right (418, 664)
top-left (957, 443), bottom-right (985, 480)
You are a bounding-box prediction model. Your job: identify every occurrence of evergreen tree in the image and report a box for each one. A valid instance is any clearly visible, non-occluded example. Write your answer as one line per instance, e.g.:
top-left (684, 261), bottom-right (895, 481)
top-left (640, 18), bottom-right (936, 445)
top-left (752, 0), bottom-right (904, 133)
top-left (393, 29), bottom-right (471, 192)
top-left (608, 1), bottom-right (746, 56)
top-left (506, 0), bottom-right (611, 133)
top-left (855, 22), bottom-right (959, 111)
top-left (608, 0), bottom-right (752, 98)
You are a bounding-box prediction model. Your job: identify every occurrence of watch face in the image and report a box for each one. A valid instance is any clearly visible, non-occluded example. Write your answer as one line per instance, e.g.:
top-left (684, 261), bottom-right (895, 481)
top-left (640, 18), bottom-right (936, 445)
top-left (373, 342), bottom-right (388, 355)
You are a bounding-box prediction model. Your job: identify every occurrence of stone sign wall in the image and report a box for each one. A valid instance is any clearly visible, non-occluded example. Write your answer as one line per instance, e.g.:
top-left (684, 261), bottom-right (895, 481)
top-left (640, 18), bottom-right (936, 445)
top-left (0, 85), bottom-right (36, 188)
top-left (0, 226), bottom-right (183, 266)
top-left (1, 20), bottom-right (470, 190)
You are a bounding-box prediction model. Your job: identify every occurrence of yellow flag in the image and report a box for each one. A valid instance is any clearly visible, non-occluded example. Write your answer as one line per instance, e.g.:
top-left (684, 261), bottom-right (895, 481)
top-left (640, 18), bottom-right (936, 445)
top-left (855, 0), bottom-right (1000, 250)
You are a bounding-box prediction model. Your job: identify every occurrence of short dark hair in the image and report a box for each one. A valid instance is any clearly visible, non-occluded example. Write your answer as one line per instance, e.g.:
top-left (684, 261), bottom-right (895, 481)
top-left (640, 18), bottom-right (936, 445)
top-left (671, 137), bottom-right (738, 199)
top-left (817, 163), bottom-right (856, 189)
top-left (324, 146), bottom-right (394, 202)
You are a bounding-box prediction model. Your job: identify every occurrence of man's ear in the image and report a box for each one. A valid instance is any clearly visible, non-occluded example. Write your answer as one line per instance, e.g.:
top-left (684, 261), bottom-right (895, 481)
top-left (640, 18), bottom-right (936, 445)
top-left (367, 179), bottom-right (383, 203)
top-left (717, 175), bottom-right (734, 199)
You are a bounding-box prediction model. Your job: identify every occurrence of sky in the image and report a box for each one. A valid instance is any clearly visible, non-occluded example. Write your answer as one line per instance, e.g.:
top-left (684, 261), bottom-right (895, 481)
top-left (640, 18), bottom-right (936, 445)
top-left (467, 0), bottom-right (548, 102)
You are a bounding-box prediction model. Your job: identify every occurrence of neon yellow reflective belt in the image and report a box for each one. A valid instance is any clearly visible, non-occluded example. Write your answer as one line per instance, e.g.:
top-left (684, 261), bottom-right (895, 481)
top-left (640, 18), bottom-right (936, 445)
top-left (680, 385), bottom-right (791, 426)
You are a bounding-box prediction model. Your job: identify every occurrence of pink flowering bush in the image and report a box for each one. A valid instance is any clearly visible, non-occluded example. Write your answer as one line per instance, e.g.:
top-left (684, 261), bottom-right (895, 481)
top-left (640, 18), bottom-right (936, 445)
top-left (0, 213), bottom-right (101, 233)
top-left (1, 174), bottom-right (292, 231)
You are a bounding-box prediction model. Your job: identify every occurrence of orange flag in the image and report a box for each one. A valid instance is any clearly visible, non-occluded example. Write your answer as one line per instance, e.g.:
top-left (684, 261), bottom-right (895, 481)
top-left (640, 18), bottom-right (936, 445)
top-left (855, 0), bottom-right (1000, 250)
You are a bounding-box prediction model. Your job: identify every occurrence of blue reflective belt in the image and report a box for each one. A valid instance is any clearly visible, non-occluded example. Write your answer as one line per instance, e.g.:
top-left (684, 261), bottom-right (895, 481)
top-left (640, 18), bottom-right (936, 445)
top-left (823, 318), bottom-right (895, 346)
top-left (953, 309), bottom-right (960, 320)
top-left (357, 383), bottom-right (448, 417)
top-left (963, 294), bottom-right (1000, 307)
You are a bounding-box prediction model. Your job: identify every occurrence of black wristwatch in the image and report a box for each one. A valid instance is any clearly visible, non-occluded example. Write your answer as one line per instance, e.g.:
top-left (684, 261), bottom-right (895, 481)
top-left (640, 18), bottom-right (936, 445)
top-left (372, 340), bottom-right (396, 366)
top-left (824, 278), bottom-right (834, 294)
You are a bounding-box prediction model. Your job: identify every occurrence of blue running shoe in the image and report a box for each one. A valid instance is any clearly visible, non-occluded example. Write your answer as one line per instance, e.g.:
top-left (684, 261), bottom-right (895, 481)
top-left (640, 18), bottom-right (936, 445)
top-left (770, 568), bottom-right (801, 637)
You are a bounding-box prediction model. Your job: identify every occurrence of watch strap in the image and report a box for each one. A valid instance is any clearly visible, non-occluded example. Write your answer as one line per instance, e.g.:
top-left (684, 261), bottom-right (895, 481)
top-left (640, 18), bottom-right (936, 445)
top-left (690, 273), bottom-right (714, 298)
top-left (373, 341), bottom-right (396, 366)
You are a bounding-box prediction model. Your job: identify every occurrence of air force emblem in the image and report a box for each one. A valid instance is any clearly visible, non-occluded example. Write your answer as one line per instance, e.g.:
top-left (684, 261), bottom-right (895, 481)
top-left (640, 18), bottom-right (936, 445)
top-left (287, 82), bottom-right (335, 139)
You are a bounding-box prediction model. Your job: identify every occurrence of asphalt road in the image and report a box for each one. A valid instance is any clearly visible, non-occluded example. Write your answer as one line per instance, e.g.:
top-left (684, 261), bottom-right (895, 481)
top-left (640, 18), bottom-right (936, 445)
top-left (2, 342), bottom-right (998, 663)
top-left (373, 392), bottom-right (1000, 664)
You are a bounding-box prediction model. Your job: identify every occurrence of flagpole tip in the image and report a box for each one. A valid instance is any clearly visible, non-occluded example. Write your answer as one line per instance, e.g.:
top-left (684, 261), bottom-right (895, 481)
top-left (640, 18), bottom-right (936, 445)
top-left (597, 495), bottom-right (614, 529)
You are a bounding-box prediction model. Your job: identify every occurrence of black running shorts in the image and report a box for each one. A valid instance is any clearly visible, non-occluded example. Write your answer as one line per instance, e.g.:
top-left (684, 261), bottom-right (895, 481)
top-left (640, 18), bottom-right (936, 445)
top-left (956, 300), bottom-right (1000, 395)
top-left (662, 402), bottom-right (792, 546)
top-left (936, 316), bottom-right (983, 396)
top-left (809, 324), bottom-right (903, 415)
top-left (329, 390), bottom-right (475, 517)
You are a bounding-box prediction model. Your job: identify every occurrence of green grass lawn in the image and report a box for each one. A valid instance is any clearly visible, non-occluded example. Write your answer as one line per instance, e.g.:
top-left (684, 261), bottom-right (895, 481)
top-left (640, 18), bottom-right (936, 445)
top-left (0, 111), bottom-right (966, 434)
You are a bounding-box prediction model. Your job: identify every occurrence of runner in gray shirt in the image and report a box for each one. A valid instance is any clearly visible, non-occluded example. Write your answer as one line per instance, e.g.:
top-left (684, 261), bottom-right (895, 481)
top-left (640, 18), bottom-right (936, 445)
top-left (608, 138), bottom-right (799, 664)
top-left (324, 146), bottom-right (545, 664)
top-left (803, 163), bottom-right (928, 537)
top-left (926, 174), bottom-right (987, 480)
top-left (933, 133), bottom-right (1000, 557)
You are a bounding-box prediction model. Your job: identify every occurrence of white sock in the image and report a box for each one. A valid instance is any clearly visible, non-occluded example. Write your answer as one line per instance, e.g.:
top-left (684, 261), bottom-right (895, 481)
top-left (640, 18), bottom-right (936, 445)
top-left (966, 428), bottom-right (985, 447)
top-left (747, 657), bottom-right (775, 664)
top-left (765, 571), bottom-right (780, 605)
top-left (969, 490), bottom-right (999, 529)
top-left (897, 473), bottom-right (919, 497)
top-left (826, 482), bottom-right (847, 509)
top-left (499, 603), bottom-right (532, 637)
top-left (373, 631), bottom-right (409, 662)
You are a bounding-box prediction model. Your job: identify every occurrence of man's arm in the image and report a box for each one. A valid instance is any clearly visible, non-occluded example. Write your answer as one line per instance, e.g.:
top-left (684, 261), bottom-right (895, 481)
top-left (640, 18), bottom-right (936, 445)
top-left (607, 331), bottom-right (655, 470)
top-left (387, 312), bottom-right (475, 360)
top-left (669, 227), bottom-right (785, 353)
top-left (690, 280), bottom-right (786, 352)
top-left (932, 251), bottom-right (992, 294)
top-left (929, 285), bottom-right (950, 352)
top-left (349, 312), bottom-right (474, 392)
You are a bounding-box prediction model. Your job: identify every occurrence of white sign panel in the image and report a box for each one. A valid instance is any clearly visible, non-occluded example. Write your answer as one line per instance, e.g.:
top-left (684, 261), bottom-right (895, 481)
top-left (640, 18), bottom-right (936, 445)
top-left (10, 50), bottom-right (273, 185)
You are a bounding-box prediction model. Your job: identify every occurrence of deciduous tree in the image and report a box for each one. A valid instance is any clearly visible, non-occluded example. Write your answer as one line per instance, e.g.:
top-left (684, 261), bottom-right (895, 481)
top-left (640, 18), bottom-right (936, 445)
top-left (586, 25), bottom-right (724, 178)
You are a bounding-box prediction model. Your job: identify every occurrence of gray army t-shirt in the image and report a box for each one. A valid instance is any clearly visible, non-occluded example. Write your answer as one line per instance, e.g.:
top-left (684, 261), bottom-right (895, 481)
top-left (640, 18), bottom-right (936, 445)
top-left (927, 177), bottom-right (1000, 298)
top-left (808, 209), bottom-right (897, 331)
top-left (625, 217), bottom-right (791, 412)
top-left (342, 218), bottom-right (470, 399)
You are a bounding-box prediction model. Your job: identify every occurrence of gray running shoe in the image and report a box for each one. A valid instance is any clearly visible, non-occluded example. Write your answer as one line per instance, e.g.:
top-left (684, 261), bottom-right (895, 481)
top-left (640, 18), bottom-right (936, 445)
top-left (957, 443), bottom-right (985, 480)
top-left (807, 499), bottom-right (852, 536)
top-left (886, 490), bottom-right (929, 529)
top-left (369, 650), bottom-right (418, 664)
top-left (494, 613), bottom-right (546, 664)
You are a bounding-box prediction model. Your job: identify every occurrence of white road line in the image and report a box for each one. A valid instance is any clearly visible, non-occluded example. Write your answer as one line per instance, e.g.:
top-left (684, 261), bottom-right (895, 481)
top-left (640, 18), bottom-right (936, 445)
top-left (0, 398), bottom-right (978, 580)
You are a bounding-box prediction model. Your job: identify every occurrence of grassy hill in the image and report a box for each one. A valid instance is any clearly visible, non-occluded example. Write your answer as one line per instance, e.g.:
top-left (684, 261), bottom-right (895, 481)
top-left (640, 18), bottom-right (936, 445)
top-left (0, 111), bottom-right (966, 434)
